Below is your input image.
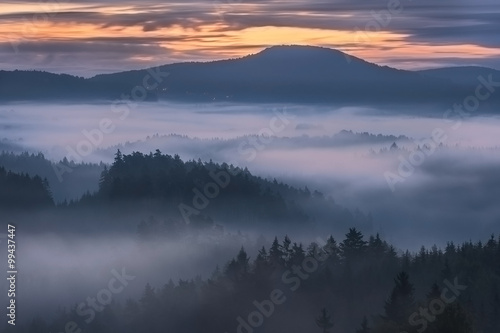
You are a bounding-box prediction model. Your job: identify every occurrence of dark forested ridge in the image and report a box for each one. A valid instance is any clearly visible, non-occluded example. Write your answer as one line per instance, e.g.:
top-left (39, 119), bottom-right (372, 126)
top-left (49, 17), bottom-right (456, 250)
top-left (0, 166), bottom-right (54, 210)
top-left (76, 150), bottom-right (370, 229)
top-left (0, 152), bottom-right (104, 202)
top-left (7, 230), bottom-right (499, 333)
top-left (0, 150), bottom-right (370, 232)
top-left (2, 149), bottom-right (498, 333)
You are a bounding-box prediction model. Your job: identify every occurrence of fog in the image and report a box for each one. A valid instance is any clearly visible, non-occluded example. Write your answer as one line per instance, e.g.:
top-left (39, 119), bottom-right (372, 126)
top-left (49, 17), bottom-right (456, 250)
top-left (1, 102), bottom-right (499, 326)
top-left (0, 230), bottom-right (263, 321)
top-left (2, 102), bottom-right (500, 163)
top-left (2, 102), bottom-right (500, 245)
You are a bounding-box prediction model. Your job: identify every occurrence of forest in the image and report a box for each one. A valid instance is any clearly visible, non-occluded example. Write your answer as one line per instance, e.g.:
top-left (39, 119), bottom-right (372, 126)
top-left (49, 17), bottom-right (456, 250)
top-left (3, 229), bottom-right (499, 333)
top-left (2, 4), bottom-right (500, 331)
top-left (0, 166), bottom-right (54, 210)
top-left (1, 149), bottom-right (498, 333)
top-left (0, 150), bottom-right (371, 232)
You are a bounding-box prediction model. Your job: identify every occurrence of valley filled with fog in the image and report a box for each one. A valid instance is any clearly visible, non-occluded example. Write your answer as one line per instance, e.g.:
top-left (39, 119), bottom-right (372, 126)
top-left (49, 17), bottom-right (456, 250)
top-left (1, 101), bottom-right (500, 329)
top-left (2, 102), bottom-right (500, 244)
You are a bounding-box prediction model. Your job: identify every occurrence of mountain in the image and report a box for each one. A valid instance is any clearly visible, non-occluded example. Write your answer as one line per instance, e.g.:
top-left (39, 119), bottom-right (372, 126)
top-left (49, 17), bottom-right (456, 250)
top-left (1, 45), bottom-right (499, 108)
top-left (418, 66), bottom-right (500, 86)
top-left (88, 45), bottom-right (450, 104)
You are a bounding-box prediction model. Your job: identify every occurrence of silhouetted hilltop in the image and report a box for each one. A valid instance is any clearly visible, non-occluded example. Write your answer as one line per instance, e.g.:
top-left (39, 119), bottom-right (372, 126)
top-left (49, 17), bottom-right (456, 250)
top-left (1, 45), bottom-right (499, 109)
top-left (89, 45), bottom-right (449, 104)
top-left (77, 150), bottom-right (370, 229)
top-left (0, 166), bottom-right (54, 210)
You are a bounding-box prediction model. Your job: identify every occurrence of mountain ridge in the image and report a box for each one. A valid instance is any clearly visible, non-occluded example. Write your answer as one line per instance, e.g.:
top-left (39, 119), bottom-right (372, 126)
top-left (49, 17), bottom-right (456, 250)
top-left (1, 45), bottom-right (499, 109)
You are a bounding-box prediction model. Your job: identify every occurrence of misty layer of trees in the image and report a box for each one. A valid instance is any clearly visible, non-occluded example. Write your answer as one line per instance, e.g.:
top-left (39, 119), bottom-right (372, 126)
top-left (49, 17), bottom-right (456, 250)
top-left (71, 150), bottom-right (370, 228)
top-left (9, 230), bottom-right (499, 333)
top-left (0, 150), bottom-right (369, 230)
top-left (0, 166), bottom-right (53, 210)
top-left (97, 130), bottom-right (412, 158)
top-left (0, 152), bottom-right (104, 202)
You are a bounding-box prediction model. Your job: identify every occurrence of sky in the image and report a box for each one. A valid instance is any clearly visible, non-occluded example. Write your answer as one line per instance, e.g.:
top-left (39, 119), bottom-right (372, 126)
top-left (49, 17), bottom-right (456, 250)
top-left (1, 0), bottom-right (500, 76)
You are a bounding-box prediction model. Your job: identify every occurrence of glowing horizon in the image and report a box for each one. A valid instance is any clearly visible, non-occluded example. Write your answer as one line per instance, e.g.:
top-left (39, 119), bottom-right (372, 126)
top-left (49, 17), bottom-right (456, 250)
top-left (1, 1), bottom-right (499, 76)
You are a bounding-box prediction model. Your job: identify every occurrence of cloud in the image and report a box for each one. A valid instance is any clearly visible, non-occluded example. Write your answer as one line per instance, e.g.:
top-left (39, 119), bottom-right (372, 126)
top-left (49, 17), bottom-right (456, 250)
top-left (0, 0), bottom-right (499, 75)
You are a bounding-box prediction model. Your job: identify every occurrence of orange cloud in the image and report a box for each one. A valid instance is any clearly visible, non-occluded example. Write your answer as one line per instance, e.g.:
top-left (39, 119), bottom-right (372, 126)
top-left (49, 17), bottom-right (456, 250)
top-left (1, 3), bottom-right (499, 72)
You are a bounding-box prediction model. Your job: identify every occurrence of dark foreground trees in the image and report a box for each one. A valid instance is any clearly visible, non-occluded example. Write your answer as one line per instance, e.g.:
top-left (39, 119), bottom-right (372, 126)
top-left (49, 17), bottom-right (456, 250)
top-left (8, 229), bottom-right (499, 333)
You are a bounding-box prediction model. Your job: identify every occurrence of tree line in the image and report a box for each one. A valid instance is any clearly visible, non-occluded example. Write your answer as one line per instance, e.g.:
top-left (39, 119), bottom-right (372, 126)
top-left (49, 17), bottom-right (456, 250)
top-left (73, 150), bottom-right (371, 229)
top-left (0, 166), bottom-right (53, 210)
top-left (9, 229), bottom-right (500, 333)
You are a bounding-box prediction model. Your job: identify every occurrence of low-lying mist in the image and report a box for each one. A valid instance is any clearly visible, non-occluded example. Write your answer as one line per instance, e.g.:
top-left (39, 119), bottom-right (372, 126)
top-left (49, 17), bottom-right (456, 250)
top-left (0, 230), bottom-right (262, 322)
top-left (2, 102), bottom-right (498, 245)
top-left (2, 102), bottom-right (500, 162)
top-left (1, 101), bottom-right (499, 326)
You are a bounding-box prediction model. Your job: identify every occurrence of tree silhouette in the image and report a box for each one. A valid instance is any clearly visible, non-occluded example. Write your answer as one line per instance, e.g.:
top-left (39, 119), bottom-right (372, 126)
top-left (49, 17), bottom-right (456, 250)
top-left (340, 228), bottom-right (367, 261)
top-left (0, 166), bottom-right (54, 209)
top-left (433, 303), bottom-right (473, 333)
top-left (13, 228), bottom-right (500, 333)
top-left (316, 308), bottom-right (334, 333)
top-left (383, 271), bottom-right (415, 326)
top-left (356, 316), bottom-right (370, 333)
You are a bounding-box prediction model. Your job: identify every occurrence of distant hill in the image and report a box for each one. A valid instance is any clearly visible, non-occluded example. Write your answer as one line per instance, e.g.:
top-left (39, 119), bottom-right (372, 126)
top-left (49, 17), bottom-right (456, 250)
top-left (76, 150), bottom-right (371, 229)
top-left (95, 130), bottom-right (412, 163)
top-left (87, 45), bottom-right (453, 104)
top-left (418, 66), bottom-right (500, 86)
top-left (1, 45), bottom-right (499, 108)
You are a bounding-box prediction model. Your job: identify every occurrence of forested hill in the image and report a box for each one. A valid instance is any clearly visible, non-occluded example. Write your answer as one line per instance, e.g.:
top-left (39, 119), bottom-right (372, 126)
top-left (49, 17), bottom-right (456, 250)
top-left (77, 150), bottom-right (371, 229)
top-left (13, 230), bottom-right (500, 333)
top-left (0, 166), bottom-right (54, 210)
top-left (0, 152), bottom-right (104, 202)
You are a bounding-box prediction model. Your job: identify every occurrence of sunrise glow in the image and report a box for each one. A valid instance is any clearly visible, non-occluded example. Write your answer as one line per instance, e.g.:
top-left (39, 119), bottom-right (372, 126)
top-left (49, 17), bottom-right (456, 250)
top-left (0, 1), bottom-right (499, 75)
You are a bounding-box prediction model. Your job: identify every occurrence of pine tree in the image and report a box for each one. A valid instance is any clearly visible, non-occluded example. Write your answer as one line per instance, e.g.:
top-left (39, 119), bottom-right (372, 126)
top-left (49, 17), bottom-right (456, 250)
top-left (269, 236), bottom-right (284, 267)
top-left (225, 247), bottom-right (250, 283)
top-left (324, 236), bottom-right (340, 262)
top-left (140, 283), bottom-right (159, 314)
top-left (254, 246), bottom-right (271, 277)
top-left (114, 149), bottom-right (123, 165)
top-left (427, 282), bottom-right (441, 301)
top-left (356, 316), bottom-right (370, 333)
top-left (281, 235), bottom-right (292, 264)
top-left (433, 303), bottom-right (473, 333)
top-left (369, 233), bottom-right (385, 257)
top-left (340, 228), bottom-right (367, 261)
top-left (290, 242), bottom-right (305, 266)
top-left (236, 247), bottom-right (250, 274)
top-left (315, 308), bottom-right (334, 333)
top-left (383, 271), bottom-right (415, 326)
top-left (98, 165), bottom-right (108, 191)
